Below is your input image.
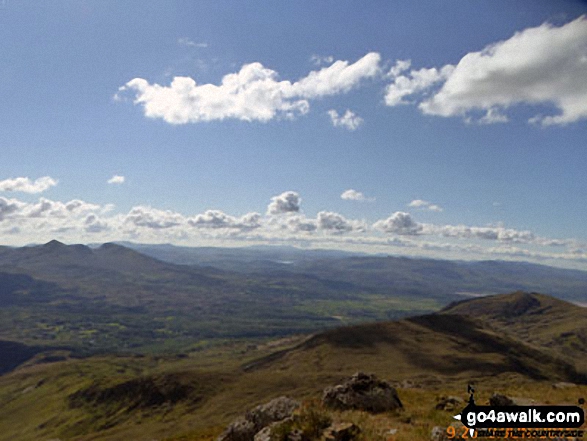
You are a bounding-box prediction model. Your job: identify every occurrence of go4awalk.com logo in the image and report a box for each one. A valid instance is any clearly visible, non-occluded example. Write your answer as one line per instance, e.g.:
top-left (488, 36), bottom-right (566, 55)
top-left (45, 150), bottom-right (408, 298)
top-left (452, 386), bottom-right (585, 438)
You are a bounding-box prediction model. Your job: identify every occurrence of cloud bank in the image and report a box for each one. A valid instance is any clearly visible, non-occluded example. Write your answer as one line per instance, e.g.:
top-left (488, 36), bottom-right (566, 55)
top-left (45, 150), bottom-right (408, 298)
top-left (0, 176), bottom-right (58, 194)
top-left (0, 192), bottom-right (584, 269)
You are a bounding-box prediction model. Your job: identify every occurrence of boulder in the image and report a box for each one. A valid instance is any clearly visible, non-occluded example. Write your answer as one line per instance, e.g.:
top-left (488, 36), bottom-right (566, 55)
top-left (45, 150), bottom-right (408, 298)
top-left (217, 396), bottom-right (300, 441)
top-left (430, 426), bottom-right (450, 441)
top-left (323, 422), bottom-right (361, 441)
top-left (322, 372), bottom-right (402, 413)
top-left (245, 396), bottom-right (300, 431)
top-left (489, 393), bottom-right (515, 407)
top-left (217, 417), bottom-right (256, 441)
top-left (435, 396), bottom-right (464, 412)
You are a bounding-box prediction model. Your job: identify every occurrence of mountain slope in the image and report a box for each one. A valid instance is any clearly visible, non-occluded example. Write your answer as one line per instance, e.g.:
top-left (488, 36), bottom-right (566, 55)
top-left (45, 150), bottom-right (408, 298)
top-left (1, 292), bottom-right (586, 441)
top-left (441, 291), bottom-right (587, 369)
top-left (243, 308), bottom-right (587, 387)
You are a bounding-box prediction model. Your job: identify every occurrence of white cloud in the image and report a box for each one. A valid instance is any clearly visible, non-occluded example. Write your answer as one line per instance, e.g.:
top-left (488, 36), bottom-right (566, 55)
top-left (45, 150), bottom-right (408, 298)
top-left (317, 211), bottom-right (365, 234)
top-left (373, 212), bottom-right (423, 235)
top-left (123, 206), bottom-right (185, 230)
top-left (21, 198), bottom-right (100, 219)
top-left (391, 16), bottom-right (587, 125)
top-left (178, 37), bottom-right (208, 48)
top-left (0, 176), bottom-right (58, 194)
top-left (284, 215), bottom-right (318, 233)
top-left (107, 175), bottom-right (125, 185)
top-left (188, 210), bottom-right (261, 231)
top-left (423, 223), bottom-right (537, 244)
top-left (385, 65), bottom-right (454, 106)
top-left (267, 191), bottom-right (301, 215)
top-left (0, 193), bottom-right (585, 269)
top-left (408, 199), bottom-right (443, 212)
top-left (310, 54), bottom-right (334, 66)
top-left (477, 108), bottom-right (509, 125)
top-left (341, 189), bottom-right (374, 202)
top-left (328, 109), bottom-right (363, 130)
top-left (388, 59), bottom-right (412, 78)
top-left (118, 52), bottom-right (381, 124)
top-left (84, 214), bottom-right (110, 233)
top-left (0, 197), bottom-right (24, 220)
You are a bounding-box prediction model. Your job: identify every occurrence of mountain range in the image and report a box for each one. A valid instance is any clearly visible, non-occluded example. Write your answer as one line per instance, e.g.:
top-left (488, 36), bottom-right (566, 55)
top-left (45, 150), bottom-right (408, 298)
top-left (0, 241), bottom-right (586, 367)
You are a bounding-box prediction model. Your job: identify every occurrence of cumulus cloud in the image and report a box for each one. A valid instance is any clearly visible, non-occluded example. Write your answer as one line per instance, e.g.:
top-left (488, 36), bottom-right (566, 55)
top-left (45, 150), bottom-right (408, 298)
top-left (84, 214), bottom-right (110, 233)
top-left (267, 191), bottom-right (301, 215)
top-left (373, 212), bottom-right (423, 235)
top-left (423, 223), bottom-right (537, 244)
top-left (385, 64), bottom-right (454, 106)
top-left (107, 175), bottom-right (125, 185)
top-left (21, 198), bottom-right (100, 219)
top-left (388, 59), bottom-right (412, 78)
top-left (0, 192), bottom-right (585, 268)
top-left (341, 189), bottom-right (374, 202)
top-left (408, 199), bottom-right (443, 212)
top-left (188, 210), bottom-right (261, 231)
top-left (118, 52), bottom-right (381, 124)
top-left (317, 211), bottom-right (366, 234)
top-left (0, 197), bottom-right (24, 220)
top-left (284, 215), bottom-right (318, 233)
top-left (328, 109), bottom-right (363, 130)
top-left (124, 206), bottom-right (185, 230)
top-left (386, 16), bottom-right (587, 125)
top-left (0, 176), bottom-right (58, 194)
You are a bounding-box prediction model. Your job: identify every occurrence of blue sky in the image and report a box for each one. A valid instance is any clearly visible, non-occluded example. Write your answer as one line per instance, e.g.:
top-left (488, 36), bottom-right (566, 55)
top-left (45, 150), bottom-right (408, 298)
top-left (1, 0), bottom-right (587, 269)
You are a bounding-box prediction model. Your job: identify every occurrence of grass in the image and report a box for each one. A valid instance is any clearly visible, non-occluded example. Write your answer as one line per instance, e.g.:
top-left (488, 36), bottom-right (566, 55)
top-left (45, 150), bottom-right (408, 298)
top-left (1, 292), bottom-right (587, 440)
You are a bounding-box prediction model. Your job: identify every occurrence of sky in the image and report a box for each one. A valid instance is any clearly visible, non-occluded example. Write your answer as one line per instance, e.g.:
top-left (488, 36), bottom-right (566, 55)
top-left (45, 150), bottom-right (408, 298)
top-left (1, 0), bottom-right (587, 269)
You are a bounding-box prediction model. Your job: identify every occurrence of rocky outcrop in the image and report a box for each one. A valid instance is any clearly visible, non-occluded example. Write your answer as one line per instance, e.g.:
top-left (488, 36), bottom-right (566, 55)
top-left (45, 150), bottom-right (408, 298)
top-left (322, 372), bottom-right (402, 413)
top-left (323, 422), bottom-right (361, 441)
top-left (217, 396), bottom-right (300, 441)
top-left (435, 395), bottom-right (464, 412)
top-left (430, 426), bottom-right (450, 441)
top-left (489, 393), bottom-right (515, 407)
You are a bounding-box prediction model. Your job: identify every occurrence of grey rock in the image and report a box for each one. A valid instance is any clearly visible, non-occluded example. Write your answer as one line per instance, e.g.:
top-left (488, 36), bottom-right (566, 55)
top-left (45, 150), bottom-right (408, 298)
top-left (430, 426), bottom-right (450, 441)
top-left (323, 422), bottom-right (361, 441)
top-left (218, 397), bottom-right (300, 441)
top-left (489, 393), bottom-right (515, 407)
top-left (246, 396), bottom-right (300, 432)
top-left (217, 417), bottom-right (256, 441)
top-left (435, 396), bottom-right (464, 412)
top-left (322, 372), bottom-right (402, 413)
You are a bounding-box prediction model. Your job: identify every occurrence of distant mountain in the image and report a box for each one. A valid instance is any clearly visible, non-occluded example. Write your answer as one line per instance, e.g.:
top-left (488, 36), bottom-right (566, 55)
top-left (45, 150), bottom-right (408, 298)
top-left (0, 242), bottom-right (436, 356)
top-left (121, 243), bottom-right (587, 302)
top-left (1, 241), bottom-right (586, 360)
top-left (122, 242), bottom-right (362, 272)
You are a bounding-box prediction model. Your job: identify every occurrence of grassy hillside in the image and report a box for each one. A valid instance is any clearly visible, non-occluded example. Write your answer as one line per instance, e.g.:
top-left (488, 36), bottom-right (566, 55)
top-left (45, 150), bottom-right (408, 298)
top-left (1, 292), bottom-right (586, 441)
top-left (442, 291), bottom-right (587, 369)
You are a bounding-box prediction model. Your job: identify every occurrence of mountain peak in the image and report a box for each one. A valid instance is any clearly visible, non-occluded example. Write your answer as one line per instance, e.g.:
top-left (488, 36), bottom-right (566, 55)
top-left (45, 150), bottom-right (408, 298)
top-left (42, 239), bottom-right (66, 249)
top-left (441, 291), bottom-right (577, 319)
top-left (98, 242), bottom-right (128, 252)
